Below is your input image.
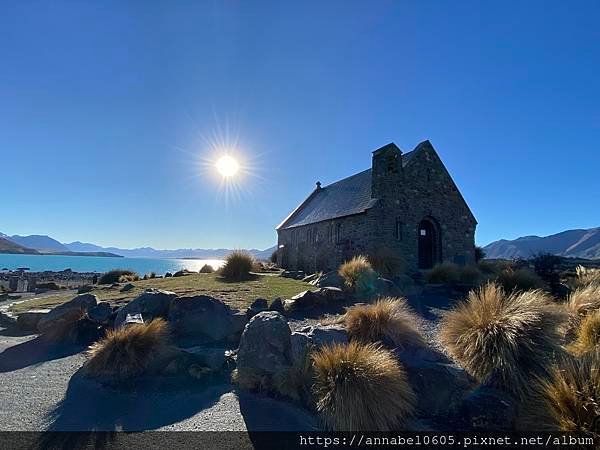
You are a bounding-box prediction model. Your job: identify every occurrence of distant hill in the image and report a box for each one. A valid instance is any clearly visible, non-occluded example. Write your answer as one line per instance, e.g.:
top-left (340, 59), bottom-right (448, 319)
top-left (8, 234), bottom-right (69, 252)
top-left (484, 227), bottom-right (600, 259)
top-left (65, 241), bottom-right (278, 260)
top-left (0, 237), bottom-right (39, 255)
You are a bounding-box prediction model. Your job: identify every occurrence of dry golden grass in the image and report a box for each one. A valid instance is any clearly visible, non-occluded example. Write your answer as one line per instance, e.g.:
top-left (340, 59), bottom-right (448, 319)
top-left (231, 367), bottom-right (270, 391)
top-left (568, 310), bottom-right (600, 355)
top-left (338, 256), bottom-right (377, 294)
top-left (344, 298), bottom-right (424, 350)
top-left (312, 342), bottom-right (415, 431)
top-left (439, 283), bottom-right (565, 398)
top-left (495, 267), bottom-right (544, 293)
top-left (219, 250), bottom-right (255, 281)
top-left (567, 284), bottom-right (600, 318)
top-left (574, 265), bottom-right (600, 288)
top-left (538, 351), bottom-right (600, 435)
top-left (84, 318), bottom-right (170, 380)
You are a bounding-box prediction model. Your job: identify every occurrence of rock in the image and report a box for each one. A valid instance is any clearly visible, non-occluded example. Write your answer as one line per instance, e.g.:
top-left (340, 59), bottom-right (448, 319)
top-left (77, 285), bottom-right (94, 294)
top-left (373, 277), bottom-right (403, 298)
top-left (397, 351), bottom-right (474, 417)
top-left (0, 311), bottom-right (17, 327)
top-left (459, 385), bottom-right (516, 430)
top-left (173, 270), bottom-right (192, 277)
top-left (237, 311), bottom-right (291, 375)
top-left (165, 272), bottom-right (173, 278)
top-left (269, 297), bottom-right (284, 313)
top-left (168, 295), bottom-right (247, 341)
top-left (37, 294), bottom-right (98, 334)
top-left (246, 298), bottom-right (268, 319)
top-left (295, 324), bottom-right (348, 347)
top-left (302, 273), bottom-right (318, 283)
top-left (284, 288), bottom-right (346, 312)
top-left (310, 271), bottom-right (344, 289)
top-left (88, 302), bottom-right (112, 324)
top-left (111, 282), bottom-right (120, 288)
top-left (280, 270), bottom-right (305, 280)
top-left (55, 317), bottom-right (104, 344)
top-left (120, 283), bottom-right (135, 292)
top-left (181, 346), bottom-right (228, 371)
top-left (290, 332), bottom-right (312, 367)
top-left (114, 289), bottom-right (176, 327)
top-left (16, 311), bottom-right (48, 332)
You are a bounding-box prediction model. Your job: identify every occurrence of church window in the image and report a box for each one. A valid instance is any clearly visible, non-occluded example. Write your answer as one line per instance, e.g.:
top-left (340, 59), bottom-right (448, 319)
top-left (335, 223), bottom-right (342, 243)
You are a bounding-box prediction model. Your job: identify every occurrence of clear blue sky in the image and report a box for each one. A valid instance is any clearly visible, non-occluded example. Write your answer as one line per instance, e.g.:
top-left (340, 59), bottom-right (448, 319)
top-left (1, 1), bottom-right (599, 250)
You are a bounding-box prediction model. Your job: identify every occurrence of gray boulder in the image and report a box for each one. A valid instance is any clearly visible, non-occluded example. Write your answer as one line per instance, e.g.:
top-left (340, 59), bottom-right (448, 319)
top-left (459, 385), bottom-right (516, 430)
top-left (395, 347), bottom-right (474, 418)
top-left (88, 302), bottom-right (112, 324)
top-left (17, 311), bottom-right (48, 332)
top-left (290, 332), bottom-right (312, 367)
top-left (180, 346), bottom-right (228, 371)
top-left (120, 283), bottom-right (135, 292)
top-left (0, 311), bottom-right (17, 328)
top-left (284, 287), bottom-right (346, 312)
top-left (269, 297), bottom-right (284, 313)
top-left (295, 324), bottom-right (348, 347)
top-left (114, 289), bottom-right (176, 328)
top-left (37, 294), bottom-right (97, 334)
top-left (310, 271), bottom-right (344, 289)
top-left (237, 311), bottom-right (291, 375)
top-left (373, 277), bottom-right (403, 298)
top-left (168, 295), bottom-right (247, 341)
top-left (246, 298), bottom-right (268, 319)
top-left (280, 270), bottom-right (305, 280)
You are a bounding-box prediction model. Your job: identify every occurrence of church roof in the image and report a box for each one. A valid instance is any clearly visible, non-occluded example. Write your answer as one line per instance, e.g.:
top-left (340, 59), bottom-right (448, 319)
top-left (276, 148), bottom-right (416, 230)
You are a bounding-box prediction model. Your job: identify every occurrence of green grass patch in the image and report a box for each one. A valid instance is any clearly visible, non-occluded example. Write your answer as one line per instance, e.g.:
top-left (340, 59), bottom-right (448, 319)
top-left (9, 273), bottom-right (314, 314)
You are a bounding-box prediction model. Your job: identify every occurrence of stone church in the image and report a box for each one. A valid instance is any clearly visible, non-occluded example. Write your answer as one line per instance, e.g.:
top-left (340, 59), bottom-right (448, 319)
top-left (275, 140), bottom-right (477, 274)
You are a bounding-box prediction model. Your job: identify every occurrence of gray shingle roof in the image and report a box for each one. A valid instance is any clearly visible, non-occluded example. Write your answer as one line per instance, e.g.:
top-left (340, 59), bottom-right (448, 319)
top-left (277, 150), bottom-right (417, 230)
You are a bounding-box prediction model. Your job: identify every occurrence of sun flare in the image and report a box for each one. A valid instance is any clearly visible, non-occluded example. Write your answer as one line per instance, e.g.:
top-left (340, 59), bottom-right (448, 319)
top-left (216, 155), bottom-right (240, 177)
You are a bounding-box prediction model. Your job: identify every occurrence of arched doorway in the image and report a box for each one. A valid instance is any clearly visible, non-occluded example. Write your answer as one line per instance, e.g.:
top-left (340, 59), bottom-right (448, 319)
top-left (418, 218), bottom-right (441, 269)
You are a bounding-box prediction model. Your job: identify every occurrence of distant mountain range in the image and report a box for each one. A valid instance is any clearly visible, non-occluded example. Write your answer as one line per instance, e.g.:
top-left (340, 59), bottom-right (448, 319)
top-left (484, 227), bottom-right (600, 260)
top-left (0, 232), bottom-right (277, 261)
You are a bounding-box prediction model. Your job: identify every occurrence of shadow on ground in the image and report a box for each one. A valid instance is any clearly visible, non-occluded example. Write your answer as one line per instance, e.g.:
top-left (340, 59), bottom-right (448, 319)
top-left (39, 370), bottom-right (232, 448)
top-left (0, 335), bottom-right (86, 373)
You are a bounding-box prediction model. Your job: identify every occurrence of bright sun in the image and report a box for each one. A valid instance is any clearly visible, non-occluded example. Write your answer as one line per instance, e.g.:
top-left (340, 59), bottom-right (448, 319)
top-left (216, 155), bottom-right (240, 177)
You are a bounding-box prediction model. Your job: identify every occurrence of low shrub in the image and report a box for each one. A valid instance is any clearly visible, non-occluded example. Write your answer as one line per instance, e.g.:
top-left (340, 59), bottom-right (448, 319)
top-left (220, 251), bottom-right (255, 281)
top-left (312, 342), bottom-right (415, 431)
top-left (99, 269), bottom-right (139, 285)
top-left (36, 281), bottom-right (65, 291)
top-left (344, 298), bottom-right (424, 350)
top-left (475, 246), bottom-right (486, 263)
top-left (165, 272), bottom-right (173, 278)
top-left (367, 248), bottom-right (405, 279)
top-left (199, 264), bottom-right (215, 274)
top-left (84, 318), bottom-right (170, 380)
top-left (569, 310), bottom-right (600, 355)
top-left (425, 262), bottom-right (460, 284)
top-left (531, 253), bottom-right (563, 285)
top-left (338, 256), bottom-right (377, 294)
top-left (148, 272), bottom-right (156, 279)
top-left (539, 351), bottom-right (600, 434)
top-left (270, 249), bottom-right (278, 264)
top-left (425, 263), bottom-right (485, 286)
top-left (439, 283), bottom-right (565, 399)
top-left (495, 267), bottom-right (544, 293)
top-left (231, 367), bottom-right (270, 392)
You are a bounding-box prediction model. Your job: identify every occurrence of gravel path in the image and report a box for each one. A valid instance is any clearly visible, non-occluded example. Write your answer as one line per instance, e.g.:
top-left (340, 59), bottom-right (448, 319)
top-left (0, 331), bottom-right (318, 433)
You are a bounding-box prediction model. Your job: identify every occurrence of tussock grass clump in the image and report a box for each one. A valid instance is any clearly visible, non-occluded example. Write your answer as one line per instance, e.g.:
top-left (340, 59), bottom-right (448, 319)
top-left (344, 298), bottom-right (424, 349)
top-left (567, 284), bottom-right (600, 319)
top-left (574, 265), bottom-right (600, 288)
top-left (231, 367), bottom-right (270, 391)
top-left (439, 283), bottom-right (565, 398)
top-left (84, 319), bottom-right (170, 380)
top-left (312, 342), bottom-right (415, 431)
top-left (539, 351), bottom-right (600, 435)
top-left (569, 311), bottom-right (600, 355)
top-left (98, 269), bottom-right (139, 285)
top-left (199, 264), bottom-right (215, 273)
top-left (367, 248), bottom-right (405, 279)
top-left (495, 267), bottom-right (544, 293)
top-left (220, 251), bottom-right (255, 281)
top-left (338, 256), bottom-right (377, 294)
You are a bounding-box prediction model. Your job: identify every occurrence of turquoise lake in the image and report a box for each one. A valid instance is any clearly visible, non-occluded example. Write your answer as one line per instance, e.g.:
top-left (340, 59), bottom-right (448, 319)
top-left (0, 254), bottom-right (224, 275)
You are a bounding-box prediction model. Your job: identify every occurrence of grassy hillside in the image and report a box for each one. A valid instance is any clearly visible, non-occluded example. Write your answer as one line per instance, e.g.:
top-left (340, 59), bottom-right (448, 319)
top-left (9, 272), bottom-right (315, 313)
top-left (0, 237), bottom-right (38, 255)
